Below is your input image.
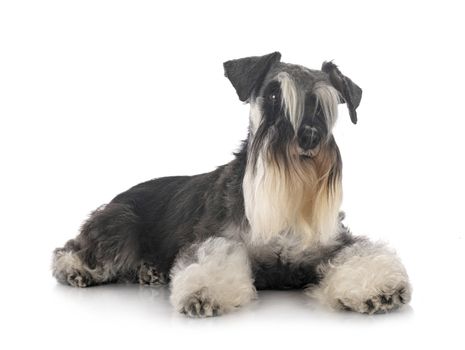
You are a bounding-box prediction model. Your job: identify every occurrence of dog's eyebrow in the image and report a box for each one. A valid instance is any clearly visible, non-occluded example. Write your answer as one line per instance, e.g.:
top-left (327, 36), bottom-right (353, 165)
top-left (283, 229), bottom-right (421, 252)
top-left (276, 72), bottom-right (304, 131)
top-left (312, 82), bottom-right (340, 130)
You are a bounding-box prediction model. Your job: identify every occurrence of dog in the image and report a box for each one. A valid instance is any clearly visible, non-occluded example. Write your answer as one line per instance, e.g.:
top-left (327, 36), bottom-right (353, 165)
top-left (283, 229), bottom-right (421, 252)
top-left (52, 52), bottom-right (411, 317)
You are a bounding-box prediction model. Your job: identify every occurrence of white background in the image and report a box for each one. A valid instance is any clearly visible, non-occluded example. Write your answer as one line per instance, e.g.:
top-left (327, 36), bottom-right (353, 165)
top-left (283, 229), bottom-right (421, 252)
top-left (1, 0), bottom-right (464, 349)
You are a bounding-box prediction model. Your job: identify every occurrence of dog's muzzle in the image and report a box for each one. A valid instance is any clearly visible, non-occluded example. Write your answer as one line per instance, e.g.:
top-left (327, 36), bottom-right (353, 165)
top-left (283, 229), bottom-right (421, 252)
top-left (298, 125), bottom-right (321, 152)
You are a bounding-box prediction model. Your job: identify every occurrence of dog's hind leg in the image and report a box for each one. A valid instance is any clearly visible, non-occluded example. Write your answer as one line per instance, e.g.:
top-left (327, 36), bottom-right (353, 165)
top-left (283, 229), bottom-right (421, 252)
top-left (52, 203), bottom-right (141, 287)
top-left (137, 262), bottom-right (167, 286)
top-left (169, 237), bottom-right (256, 317)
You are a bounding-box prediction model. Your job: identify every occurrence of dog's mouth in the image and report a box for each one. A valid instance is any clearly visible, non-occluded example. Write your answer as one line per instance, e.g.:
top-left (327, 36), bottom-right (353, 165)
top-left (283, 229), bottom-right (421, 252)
top-left (298, 143), bottom-right (321, 159)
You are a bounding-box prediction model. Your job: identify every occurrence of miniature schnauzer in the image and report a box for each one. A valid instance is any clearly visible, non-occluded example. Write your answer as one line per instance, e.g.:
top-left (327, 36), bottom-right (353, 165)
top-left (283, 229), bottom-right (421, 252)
top-left (52, 52), bottom-right (411, 317)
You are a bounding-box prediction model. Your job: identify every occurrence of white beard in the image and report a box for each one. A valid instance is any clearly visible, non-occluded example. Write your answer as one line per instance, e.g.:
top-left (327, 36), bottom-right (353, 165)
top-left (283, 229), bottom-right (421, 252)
top-left (242, 144), bottom-right (342, 247)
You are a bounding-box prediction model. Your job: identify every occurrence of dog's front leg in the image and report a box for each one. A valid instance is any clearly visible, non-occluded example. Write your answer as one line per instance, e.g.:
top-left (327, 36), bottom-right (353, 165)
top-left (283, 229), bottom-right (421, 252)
top-left (308, 238), bottom-right (412, 314)
top-left (169, 237), bottom-right (256, 318)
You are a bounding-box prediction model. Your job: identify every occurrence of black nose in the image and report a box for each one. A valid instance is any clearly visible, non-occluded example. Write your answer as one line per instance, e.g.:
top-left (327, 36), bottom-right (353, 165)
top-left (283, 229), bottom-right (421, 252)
top-left (298, 125), bottom-right (320, 150)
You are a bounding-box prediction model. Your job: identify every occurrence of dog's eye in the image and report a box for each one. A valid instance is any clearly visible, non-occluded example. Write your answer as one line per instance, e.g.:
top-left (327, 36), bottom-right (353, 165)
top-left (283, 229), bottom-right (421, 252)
top-left (264, 81), bottom-right (281, 106)
top-left (268, 93), bottom-right (278, 104)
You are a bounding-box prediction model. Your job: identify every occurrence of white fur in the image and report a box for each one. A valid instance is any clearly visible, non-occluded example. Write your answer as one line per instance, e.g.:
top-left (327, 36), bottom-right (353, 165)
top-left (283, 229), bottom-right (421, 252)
top-left (313, 81), bottom-right (341, 131)
top-left (277, 72), bottom-right (304, 130)
top-left (249, 98), bottom-right (263, 133)
top-left (242, 148), bottom-right (342, 247)
top-left (169, 237), bottom-right (256, 317)
top-left (243, 150), bottom-right (293, 243)
top-left (243, 75), bottom-right (343, 247)
top-left (307, 240), bottom-right (412, 314)
top-left (275, 73), bottom-right (340, 133)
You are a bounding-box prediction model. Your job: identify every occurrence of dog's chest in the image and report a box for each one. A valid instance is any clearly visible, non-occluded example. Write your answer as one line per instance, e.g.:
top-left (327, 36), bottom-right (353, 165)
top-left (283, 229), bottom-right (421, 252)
top-left (247, 237), bottom-right (322, 290)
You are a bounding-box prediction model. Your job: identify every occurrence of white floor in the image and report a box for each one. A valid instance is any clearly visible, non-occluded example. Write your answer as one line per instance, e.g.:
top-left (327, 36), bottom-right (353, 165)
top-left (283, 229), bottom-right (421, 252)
top-left (3, 233), bottom-right (463, 350)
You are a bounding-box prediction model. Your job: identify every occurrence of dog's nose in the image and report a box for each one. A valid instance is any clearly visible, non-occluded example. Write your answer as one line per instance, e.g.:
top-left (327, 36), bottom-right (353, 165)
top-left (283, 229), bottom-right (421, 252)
top-left (298, 125), bottom-right (320, 151)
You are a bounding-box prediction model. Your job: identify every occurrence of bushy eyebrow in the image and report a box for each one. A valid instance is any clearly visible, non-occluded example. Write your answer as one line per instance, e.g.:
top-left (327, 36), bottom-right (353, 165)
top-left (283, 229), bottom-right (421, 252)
top-left (312, 82), bottom-right (341, 130)
top-left (275, 72), bottom-right (304, 131)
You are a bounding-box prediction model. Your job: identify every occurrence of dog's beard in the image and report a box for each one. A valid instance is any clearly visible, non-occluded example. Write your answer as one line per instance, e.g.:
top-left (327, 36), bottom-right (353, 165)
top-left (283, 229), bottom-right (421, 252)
top-left (243, 134), bottom-right (342, 247)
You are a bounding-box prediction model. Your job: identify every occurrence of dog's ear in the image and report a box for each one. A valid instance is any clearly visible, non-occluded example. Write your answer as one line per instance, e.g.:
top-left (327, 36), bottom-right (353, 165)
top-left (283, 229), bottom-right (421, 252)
top-left (322, 61), bottom-right (362, 124)
top-left (224, 52), bottom-right (281, 102)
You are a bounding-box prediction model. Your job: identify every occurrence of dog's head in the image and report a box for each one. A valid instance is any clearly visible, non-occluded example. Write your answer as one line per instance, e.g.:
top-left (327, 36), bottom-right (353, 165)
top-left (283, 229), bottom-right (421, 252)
top-left (224, 52), bottom-right (362, 245)
top-left (224, 52), bottom-right (362, 161)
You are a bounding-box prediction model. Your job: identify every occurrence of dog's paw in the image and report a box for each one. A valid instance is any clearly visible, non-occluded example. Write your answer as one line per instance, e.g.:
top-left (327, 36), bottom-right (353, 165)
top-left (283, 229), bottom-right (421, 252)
top-left (66, 272), bottom-right (90, 288)
top-left (179, 291), bottom-right (222, 318)
top-left (52, 250), bottom-right (92, 287)
top-left (337, 284), bottom-right (411, 314)
top-left (310, 241), bottom-right (412, 314)
top-left (138, 263), bottom-right (166, 286)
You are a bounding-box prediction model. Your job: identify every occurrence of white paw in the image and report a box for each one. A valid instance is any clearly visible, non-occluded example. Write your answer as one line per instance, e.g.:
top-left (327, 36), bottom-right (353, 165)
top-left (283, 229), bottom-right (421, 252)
top-left (310, 241), bottom-right (412, 314)
top-left (337, 284), bottom-right (411, 314)
top-left (169, 238), bottom-right (256, 317)
top-left (178, 288), bottom-right (223, 318)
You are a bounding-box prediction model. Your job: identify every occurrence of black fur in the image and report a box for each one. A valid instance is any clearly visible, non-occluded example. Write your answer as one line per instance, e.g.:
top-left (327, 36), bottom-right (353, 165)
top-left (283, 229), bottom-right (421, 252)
top-left (252, 230), bottom-right (356, 290)
top-left (58, 151), bottom-right (246, 281)
top-left (223, 52), bottom-right (281, 102)
top-left (321, 61), bottom-right (363, 124)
